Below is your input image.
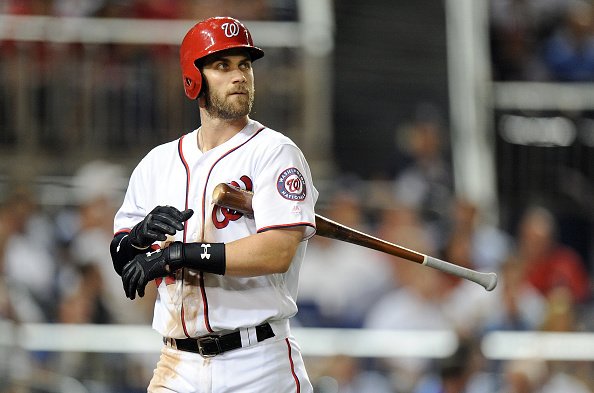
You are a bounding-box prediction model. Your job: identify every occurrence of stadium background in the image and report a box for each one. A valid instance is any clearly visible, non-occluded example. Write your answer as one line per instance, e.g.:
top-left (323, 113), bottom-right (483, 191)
top-left (0, 0), bottom-right (593, 392)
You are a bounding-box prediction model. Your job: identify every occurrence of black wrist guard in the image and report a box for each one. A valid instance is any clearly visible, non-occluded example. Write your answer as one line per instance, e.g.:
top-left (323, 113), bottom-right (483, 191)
top-left (168, 241), bottom-right (226, 275)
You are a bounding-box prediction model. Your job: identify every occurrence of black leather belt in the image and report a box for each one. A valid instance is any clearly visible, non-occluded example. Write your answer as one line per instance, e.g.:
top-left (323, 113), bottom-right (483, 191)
top-left (164, 322), bottom-right (275, 357)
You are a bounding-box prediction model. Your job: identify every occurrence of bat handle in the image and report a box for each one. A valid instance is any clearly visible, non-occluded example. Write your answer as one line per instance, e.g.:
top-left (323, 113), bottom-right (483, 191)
top-left (423, 256), bottom-right (498, 291)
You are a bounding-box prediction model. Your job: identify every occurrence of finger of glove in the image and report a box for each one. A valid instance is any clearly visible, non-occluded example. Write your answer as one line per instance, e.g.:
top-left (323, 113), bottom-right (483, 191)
top-left (122, 260), bottom-right (136, 282)
top-left (137, 280), bottom-right (146, 298)
top-left (180, 209), bottom-right (194, 222)
top-left (145, 227), bottom-right (169, 242)
top-left (123, 268), bottom-right (140, 300)
top-left (156, 206), bottom-right (193, 225)
top-left (123, 274), bottom-right (133, 299)
top-left (128, 270), bottom-right (142, 300)
top-left (153, 206), bottom-right (186, 222)
top-left (151, 214), bottom-right (186, 232)
top-left (122, 268), bottom-right (134, 299)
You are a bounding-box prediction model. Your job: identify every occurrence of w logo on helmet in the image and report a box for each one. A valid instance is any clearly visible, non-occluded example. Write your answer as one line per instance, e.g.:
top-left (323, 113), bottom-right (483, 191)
top-left (221, 22), bottom-right (241, 38)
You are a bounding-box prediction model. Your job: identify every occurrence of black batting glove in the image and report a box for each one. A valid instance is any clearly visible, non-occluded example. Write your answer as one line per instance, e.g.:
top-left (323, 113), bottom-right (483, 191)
top-left (128, 206), bottom-right (193, 249)
top-left (122, 242), bottom-right (185, 299)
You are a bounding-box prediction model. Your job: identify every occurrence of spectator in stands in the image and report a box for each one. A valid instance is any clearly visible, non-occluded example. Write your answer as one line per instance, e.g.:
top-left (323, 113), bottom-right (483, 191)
top-left (57, 263), bottom-right (112, 324)
top-left (414, 338), bottom-right (497, 393)
top-left (371, 195), bottom-right (439, 295)
top-left (64, 160), bottom-right (155, 325)
top-left (52, 0), bottom-right (106, 16)
top-left (489, 0), bottom-right (566, 80)
top-left (389, 103), bottom-right (454, 251)
top-left (0, 184), bottom-right (57, 322)
top-left (53, 161), bottom-right (158, 391)
top-left (497, 358), bottom-right (549, 393)
top-left (514, 205), bottom-right (590, 304)
top-left (537, 285), bottom-right (594, 392)
top-left (5, 0), bottom-right (53, 15)
top-left (297, 188), bottom-right (393, 328)
top-left (129, 0), bottom-right (181, 19)
top-left (363, 202), bottom-right (448, 392)
top-left (364, 261), bottom-right (452, 392)
top-left (481, 255), bottom-right (548, 332)
top-left (497, 357), bottom-right (593, 393)
top-left (311, 355), bottom-right (394, 393)
top-left (542, 0), bottom-right (594, 81)
top-left (173, 0), bottom-right (272, 21)
top-left (436, 228), bottom-right (500, 337)
top-left (446, 198), bottom-right (512, 273)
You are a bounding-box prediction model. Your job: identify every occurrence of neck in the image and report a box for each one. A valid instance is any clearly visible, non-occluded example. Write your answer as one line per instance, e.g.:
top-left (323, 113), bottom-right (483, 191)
top-left (198, 114), bottom-right (249, 152)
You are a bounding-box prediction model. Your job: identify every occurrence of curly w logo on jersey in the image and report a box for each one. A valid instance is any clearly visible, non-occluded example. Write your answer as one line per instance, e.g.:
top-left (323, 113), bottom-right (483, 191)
top-left (212, 176), bottom-right (253, 229)
top-left (277, 167), bottom-right (307, 201)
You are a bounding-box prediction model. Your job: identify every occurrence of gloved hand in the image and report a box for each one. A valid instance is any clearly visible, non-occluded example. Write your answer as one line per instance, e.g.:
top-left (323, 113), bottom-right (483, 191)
top-left (128, 206), bottom-right (193, 249)
top-left (121, 242), bottom-right (185, 299)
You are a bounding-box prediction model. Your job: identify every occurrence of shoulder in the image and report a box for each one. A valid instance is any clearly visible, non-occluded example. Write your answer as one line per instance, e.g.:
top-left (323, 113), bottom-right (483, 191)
top-left (248, 124), bottom-right (308, 167)
top-left (132, 131), bottom-right (196, 175)
top-left (141, 131), bottom-right (195, 163)
top-left (147, 135), bottom-right (187, 158)
top-left (250, 120), bottom-right (298, 149)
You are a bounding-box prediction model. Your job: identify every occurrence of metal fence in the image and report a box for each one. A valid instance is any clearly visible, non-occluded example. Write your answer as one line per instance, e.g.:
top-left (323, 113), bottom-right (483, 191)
top-left (2, 322), bottom-right (594, 392)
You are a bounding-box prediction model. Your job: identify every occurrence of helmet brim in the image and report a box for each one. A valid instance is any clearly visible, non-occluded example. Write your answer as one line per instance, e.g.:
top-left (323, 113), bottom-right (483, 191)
top-left (195, 45), bottom-right (264, 68)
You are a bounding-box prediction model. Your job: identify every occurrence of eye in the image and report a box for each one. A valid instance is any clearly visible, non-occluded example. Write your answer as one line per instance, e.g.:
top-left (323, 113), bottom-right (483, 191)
top-left (215, 62), bottom-right (229, 70)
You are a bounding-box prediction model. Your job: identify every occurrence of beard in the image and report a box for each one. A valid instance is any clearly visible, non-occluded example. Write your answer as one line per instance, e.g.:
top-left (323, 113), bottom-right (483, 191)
top-left (204, 86), bottom-right (254, 120)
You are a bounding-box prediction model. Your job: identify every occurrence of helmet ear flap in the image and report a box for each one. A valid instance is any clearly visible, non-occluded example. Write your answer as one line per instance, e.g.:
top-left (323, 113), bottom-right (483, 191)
top-left (183, 68), bottom-right (202, 100)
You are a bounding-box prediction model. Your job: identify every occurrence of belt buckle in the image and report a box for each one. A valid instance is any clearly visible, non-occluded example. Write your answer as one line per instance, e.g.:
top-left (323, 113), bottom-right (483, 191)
top-left (197, 335), bottom-right (221, 357)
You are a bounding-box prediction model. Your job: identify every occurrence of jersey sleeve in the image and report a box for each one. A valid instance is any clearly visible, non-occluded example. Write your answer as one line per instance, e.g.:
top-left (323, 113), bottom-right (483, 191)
top-left (251, 143), bottom-right (318, 240)
top-left (113, 160), bottom-right (150, 235)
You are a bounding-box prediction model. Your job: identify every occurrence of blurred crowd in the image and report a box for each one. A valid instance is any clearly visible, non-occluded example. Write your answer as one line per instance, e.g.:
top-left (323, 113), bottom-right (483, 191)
top-left (1, 0), bottom-right (296, 20)
top-left (490, 0), bottom-right (594, 81)
top-left (298, 112), bottom-right (593, 393)
top-left (0, 3), bottom-right (300, 192)
top-left (0, 115), bottom-right (592, 392)
top-left (0, 161), bottom-right (159, 391)
top-left (0, 0), bottom-right (301, 154)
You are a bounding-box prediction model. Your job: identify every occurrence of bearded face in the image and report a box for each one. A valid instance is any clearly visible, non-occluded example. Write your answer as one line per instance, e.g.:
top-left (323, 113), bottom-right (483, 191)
top-left (204, 82), bottom-right (255, 120)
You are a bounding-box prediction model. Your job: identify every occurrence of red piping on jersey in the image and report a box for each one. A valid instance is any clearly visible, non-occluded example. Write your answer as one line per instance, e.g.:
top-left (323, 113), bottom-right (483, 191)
top-left (178, 135), bottom-right (191, 241)
top-left (177, 134), bottom-right (192, 337)
top-left (178, 127), bottom-right (265, 337)
top-left (285, 338), bottom-right (301, 393)
top-left (195, 126), bottom-right (266, 333)
top-left (257, 222), bottom-right (315, 234)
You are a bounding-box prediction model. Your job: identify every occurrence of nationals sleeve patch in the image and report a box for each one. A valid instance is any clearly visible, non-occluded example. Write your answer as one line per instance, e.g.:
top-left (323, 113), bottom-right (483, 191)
top-left (277, 167), bottom-right (307, 201)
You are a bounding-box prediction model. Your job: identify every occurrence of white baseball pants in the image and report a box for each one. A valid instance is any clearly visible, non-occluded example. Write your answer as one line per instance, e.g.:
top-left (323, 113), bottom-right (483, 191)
top-left (148, 334), bottom-right (313, 393)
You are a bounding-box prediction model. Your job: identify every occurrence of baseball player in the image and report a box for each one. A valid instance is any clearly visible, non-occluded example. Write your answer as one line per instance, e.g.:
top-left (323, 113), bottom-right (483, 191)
top-left (109, 17), bottom-right (317, 392)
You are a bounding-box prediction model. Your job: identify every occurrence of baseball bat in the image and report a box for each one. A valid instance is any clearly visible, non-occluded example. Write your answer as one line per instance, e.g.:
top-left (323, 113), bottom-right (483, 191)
top-left (212, 183), bottom-right (498, 291)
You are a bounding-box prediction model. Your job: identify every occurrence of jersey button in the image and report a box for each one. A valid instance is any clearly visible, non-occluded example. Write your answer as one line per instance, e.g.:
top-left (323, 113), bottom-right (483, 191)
top-left (192, 233), bottom-right (198, 241)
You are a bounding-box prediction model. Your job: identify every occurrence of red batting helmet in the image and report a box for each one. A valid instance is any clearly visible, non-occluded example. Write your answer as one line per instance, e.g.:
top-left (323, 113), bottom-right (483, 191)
top-left (180, 16), bottom-right (264, 100)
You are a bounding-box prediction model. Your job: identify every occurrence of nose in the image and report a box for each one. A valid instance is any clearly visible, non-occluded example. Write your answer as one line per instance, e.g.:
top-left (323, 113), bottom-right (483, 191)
top-left (227, 64), bottom-right (247, 81)
top-left (231, 69), bottom-right (247, 83)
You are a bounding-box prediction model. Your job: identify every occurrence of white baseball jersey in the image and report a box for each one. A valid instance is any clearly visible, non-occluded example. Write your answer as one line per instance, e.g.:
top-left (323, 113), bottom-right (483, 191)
top-left (114, 119), bottom-right (318, 338)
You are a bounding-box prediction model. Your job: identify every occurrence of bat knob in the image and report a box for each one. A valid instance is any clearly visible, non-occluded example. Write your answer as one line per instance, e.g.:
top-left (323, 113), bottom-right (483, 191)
top-left (484, 272), bottom-right (498, 291)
